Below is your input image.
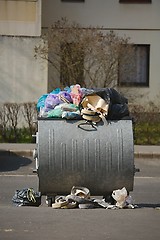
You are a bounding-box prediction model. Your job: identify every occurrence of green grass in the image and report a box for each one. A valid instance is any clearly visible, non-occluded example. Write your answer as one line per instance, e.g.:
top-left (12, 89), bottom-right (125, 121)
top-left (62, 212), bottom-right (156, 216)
top-left (0, 127), bottom-right (35, 143)
top-left (0, 123), bottom-right (160, 145)
top-left (134, 122), bottom-right (160, 145)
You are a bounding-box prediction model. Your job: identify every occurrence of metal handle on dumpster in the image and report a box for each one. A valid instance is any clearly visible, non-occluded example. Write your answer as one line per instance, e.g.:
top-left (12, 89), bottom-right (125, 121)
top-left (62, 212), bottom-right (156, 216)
top-left (77, 121), bottom-right (97, 131)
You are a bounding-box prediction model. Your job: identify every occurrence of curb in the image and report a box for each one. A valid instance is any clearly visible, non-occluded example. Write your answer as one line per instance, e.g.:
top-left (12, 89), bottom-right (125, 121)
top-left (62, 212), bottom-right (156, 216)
top-left (134, 152), bottom-right (160, 159)
top-left (134, 145), bottom-right (160, 159)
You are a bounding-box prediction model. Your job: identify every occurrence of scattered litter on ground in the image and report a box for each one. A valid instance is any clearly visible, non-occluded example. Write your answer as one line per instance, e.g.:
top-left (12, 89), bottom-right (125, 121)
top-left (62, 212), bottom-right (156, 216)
top-left (51, 186), bottom-right (136, 210)
top-left (155, 207), bottom-right (160, 210)
top-left (12, 188), bottom-right (41, 207)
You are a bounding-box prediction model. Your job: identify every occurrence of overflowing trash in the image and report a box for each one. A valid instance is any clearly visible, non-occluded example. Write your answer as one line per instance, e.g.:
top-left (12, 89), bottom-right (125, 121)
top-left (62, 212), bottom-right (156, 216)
top-left (37, 84), bottom-right (130, 122)
top-left (12, 186), bottom-right (136, 209)
top-left (34, 85), bottom-right (135, 210)
top-left (51, 186), bottom-right (135, 210)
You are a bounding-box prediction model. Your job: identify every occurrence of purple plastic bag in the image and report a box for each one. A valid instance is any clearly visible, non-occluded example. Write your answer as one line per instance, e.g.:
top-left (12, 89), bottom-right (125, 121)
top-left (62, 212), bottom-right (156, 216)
top-left (45, 94), bottom-right (60, 111)
top-left (45, 91), bottom-right (72, 112)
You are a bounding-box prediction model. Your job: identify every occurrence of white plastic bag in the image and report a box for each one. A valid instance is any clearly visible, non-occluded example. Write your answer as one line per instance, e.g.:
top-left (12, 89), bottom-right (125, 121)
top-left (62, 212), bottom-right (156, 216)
top-left (112, 187), bottom-right (128, 208)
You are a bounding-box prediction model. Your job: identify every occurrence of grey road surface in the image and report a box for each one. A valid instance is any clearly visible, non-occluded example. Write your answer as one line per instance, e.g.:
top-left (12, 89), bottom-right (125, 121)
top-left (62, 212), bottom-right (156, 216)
top-left (0, 155), bottom-right (160, 240)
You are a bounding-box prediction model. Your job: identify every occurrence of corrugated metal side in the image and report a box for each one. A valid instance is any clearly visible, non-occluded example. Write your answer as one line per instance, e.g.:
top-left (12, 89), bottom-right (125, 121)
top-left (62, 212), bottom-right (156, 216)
top-left (37, 119), bottom-right (134, 196)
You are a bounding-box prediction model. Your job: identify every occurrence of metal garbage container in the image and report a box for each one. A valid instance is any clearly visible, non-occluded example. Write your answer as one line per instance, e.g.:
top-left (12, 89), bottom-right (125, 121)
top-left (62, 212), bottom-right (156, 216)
top-left (34, 118), bottom-right (135, 205)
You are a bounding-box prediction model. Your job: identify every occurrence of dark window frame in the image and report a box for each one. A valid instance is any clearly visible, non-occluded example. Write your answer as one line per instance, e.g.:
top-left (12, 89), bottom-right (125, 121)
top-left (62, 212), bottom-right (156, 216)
top-left (119, 0), bottom-right (151, 3)
top-left (118, 44), bottom-right (150, 87)
top-left (61, 0), bottom-right (85, 2)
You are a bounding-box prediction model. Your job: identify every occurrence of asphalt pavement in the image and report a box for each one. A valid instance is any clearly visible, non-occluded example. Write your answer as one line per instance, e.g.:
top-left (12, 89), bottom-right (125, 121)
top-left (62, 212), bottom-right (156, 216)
top-left (0, 143), bottom-right (160, 240)
top-left (0, 153), bottom-right (160, 240)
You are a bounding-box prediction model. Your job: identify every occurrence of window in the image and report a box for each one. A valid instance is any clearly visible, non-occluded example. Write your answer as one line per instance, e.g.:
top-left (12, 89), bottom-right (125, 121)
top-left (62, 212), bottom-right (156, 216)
top-left (119, 0), bottom-right (151, 3)
top-left (60, 43), bottom-right (84, 86)
top-left (61, 0), bottom-right (85, 2)
top-left (0, 0), bottom-right (38, 1)
top-left (118, 45), bottom-right (150, 87)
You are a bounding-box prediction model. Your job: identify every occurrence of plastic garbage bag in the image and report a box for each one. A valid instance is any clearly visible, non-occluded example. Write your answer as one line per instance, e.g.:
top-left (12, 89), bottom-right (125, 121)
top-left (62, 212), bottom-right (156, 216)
top-left (62, 111), bottom-right (81, 120)
top-left (108, 103), bottom-right (130, 120)
top-left (37, 94), bottom-right (48, 112)
top-left (51, 88), bottom-right (61, 94)
top-left (59, 91), bottom-right (73, 103)
top-left (47, 107), bottom-right (63, 118)
top-left (44, 93), bottom-right (59, 111)
top-left (112, 187), bottom-right (128, 208)
top-left (45, 91), bottom-right (73, 112)
top-left (70, 84), bottom-right (83, 106)
top-left (60, 103), bottom-right (79, 112)
top-left (12, 188), bottom-right (41, 207)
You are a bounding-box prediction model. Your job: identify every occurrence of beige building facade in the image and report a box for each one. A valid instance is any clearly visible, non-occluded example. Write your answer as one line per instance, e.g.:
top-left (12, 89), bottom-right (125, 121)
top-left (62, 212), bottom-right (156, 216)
top-left (0, 0), bottom-right (159, 105)
top-left (42, 0), bottom-right (160, 105)
top-left (0, 0), bottom-right (47, 103)
top-left (0, 0), bottom-right (41, 36)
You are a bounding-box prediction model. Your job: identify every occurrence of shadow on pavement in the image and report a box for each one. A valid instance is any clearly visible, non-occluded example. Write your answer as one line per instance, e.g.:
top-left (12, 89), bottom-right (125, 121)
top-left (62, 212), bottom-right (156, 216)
top-left (137, 203), bottom-right (160, 209)
top-left (0, 150), bottom-right (32, 172)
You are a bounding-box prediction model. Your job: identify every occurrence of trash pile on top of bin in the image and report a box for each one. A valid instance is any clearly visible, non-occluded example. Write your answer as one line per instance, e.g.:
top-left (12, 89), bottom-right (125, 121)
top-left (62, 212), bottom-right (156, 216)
top-left (37, 84), bottom-right (130, 122)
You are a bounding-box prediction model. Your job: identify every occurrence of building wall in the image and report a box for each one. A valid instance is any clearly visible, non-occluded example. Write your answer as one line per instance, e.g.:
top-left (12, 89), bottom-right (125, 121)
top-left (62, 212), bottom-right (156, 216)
top-left (0, 36), bottom-right (47, 103)
top-left (116, 29), bottom-right (160, 104)
top-left (0, 0), bottom-right (41, 36)
top-left (0, 0), bottom-right (48, 104)
top-left (42, 0), bottom-right (160, 30)
top-left (41, 0), bottom-right (160, 105)
top-left (0, 0), bottom-right (159, 104)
